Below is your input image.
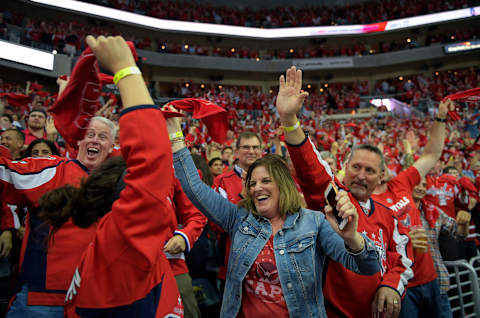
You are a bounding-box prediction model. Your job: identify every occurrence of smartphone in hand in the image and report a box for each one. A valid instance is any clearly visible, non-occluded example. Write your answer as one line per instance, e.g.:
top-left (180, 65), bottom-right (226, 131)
top-left (325, 182), bottom-right (348, 230)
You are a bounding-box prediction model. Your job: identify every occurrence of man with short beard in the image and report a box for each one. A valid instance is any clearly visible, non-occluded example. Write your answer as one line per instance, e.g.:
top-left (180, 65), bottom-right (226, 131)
top-left (276, 66), bottom-right (412, 318)
top-left (23, 108), bottom-right (48, 147)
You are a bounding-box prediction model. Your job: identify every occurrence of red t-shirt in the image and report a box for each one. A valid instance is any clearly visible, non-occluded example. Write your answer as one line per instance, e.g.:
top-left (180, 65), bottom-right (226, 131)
top-left (237, 236), bottom-right (289, 318)
top-left (424, 175), bottom-right (458, 219)
top-left (372, 166), bottom-right (437, 287)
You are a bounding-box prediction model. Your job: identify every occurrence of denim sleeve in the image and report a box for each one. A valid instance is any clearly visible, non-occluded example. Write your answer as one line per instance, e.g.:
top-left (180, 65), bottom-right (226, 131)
top-left (316, 213), bottom-right (380, 275)
top-left (173, 147), bottom-right (247, 235)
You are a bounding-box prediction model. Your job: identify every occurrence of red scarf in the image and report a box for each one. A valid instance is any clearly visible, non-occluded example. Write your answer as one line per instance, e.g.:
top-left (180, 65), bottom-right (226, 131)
top-left (165, 98), bottom-right (228, 144)
top-left (421, 200), bottom-right (439, 228)
top-left (442, 87), bottom-right (480, 121)
top-left (0, 93), bottom-right (31, 111)
top-left (49, 42), bottom-right (137, 151)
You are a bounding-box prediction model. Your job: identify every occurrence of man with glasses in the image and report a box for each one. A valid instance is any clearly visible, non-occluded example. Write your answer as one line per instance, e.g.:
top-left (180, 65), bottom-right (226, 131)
top-left (212, 132), bottom-right (263, 292)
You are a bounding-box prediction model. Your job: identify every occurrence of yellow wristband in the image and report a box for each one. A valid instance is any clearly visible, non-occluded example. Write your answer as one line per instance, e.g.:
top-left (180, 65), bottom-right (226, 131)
top-left (113, 66), bottom-right (141, 85)
top-left (282, 121), bottom-right (300, 132)
top-left (169, 131), bottom-right (183, 140)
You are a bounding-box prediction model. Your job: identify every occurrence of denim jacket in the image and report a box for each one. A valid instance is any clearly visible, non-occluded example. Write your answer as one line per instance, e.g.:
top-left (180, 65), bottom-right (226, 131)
top-left (173, 148), bottom-right (380, 318)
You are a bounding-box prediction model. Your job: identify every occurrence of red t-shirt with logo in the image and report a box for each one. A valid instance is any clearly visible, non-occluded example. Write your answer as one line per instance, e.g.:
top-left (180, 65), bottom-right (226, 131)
top-left (424, 175), bottom-right (458, 219)
top-left (372, 166), bottom-right (437, 287)
top-left (237, 236), bottom-right (289, 318)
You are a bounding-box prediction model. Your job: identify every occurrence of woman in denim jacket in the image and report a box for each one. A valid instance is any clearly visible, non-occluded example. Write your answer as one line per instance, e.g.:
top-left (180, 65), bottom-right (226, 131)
top-left (168, 115), bottom-right (380, 318)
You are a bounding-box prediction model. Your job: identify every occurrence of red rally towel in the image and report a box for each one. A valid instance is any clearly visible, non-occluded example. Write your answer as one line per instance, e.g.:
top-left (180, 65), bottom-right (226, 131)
top-left (442, 87), bottom-right (480, 121)
top-left (166, 98), bottom-right (228, 144)
top-left (458, 176), bottom-right (480, 201)
top-left (0, 93), bottom-right (31, 110)
top-left (421, 199), bottom-right (439, 229)
top-left (49, 42), bottom-right (137, 150)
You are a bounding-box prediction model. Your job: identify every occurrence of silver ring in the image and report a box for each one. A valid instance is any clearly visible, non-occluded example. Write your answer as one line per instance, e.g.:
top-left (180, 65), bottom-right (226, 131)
top-left (393, 300), bottom-right (399, 304)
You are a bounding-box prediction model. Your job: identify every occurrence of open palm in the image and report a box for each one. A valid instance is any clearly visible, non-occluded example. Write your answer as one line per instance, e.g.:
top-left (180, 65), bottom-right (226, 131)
top-left (276, 66), bottom-right (309, 118)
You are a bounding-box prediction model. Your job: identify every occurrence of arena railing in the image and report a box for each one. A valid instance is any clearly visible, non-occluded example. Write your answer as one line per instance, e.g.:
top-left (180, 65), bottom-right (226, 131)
top-left (445, 260), bottom-right (480, 318)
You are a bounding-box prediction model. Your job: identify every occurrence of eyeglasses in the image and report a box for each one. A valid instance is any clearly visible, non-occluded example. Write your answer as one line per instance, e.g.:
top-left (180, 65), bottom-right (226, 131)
top-left (239, 145), bottom-right (261, 151)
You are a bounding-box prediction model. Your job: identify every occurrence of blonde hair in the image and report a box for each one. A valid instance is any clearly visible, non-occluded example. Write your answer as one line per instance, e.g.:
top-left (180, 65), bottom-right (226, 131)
top-left (239, 154), bottom-right (301, 217)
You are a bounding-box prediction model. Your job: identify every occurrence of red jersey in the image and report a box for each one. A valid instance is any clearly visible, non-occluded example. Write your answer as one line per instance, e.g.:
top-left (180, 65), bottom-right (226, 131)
top-left (286, 137), bottom-right (413, 318)
top-left (0, 155), bottom-right (96, 306)
top-left (425, 175), bottom-right (462, 218)
top-left (166, 177), bottom-right (208, 276)
top-left (212, 165), bottom-right (243, 280)
top-left (0, 202), bottom-right (20, 231)
top-left (372, 166), bottom-right (437, 288)
top-left (22, 128), bottom-right (47, 146)
top-left (65, 106), bottom-right (182, 317)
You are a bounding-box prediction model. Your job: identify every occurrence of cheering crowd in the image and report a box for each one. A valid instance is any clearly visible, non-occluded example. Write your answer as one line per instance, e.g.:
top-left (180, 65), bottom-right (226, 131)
top-left (1, 5), bottom-right (479, 61)
top-left (0, 35), bottom-right (479, 318)
top-left (96, 0), bottom-right (471, 27)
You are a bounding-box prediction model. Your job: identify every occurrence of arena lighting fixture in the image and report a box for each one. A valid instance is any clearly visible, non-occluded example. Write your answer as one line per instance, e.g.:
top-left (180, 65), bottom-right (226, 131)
top-left (28, 0), bottom-right (480, 39)
top-left (0, 40), bottom-right (54, 70)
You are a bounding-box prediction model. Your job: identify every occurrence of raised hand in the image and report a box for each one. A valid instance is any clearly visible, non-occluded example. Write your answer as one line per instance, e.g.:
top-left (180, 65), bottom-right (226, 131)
top-left (45, 116), bottom-right (58, 136)
top-left (56, 76), bottom-right (70, 97)
top-left (438, 98), bottom-right (453, 119)
top-left (162, 104), bottom-right (183, 135)
top-left (85, 35), bottom-right (136, 75)
top-left (276, 66), bottom-right (309, 125)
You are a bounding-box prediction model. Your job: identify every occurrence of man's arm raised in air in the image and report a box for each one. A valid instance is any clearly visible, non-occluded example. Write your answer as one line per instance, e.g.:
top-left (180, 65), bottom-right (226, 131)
top-left (276, 66), bottom-right (336, 210)
top-left (412, 99), bottom-right (450, 178)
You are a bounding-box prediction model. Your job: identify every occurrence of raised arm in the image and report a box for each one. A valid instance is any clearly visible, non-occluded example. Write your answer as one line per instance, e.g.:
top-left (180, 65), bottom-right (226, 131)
top-left (412, 99), bottom-right (450, 178)
top-left (167, 113), bottom-right (248, 235)
top-left (276, 67), bottom-right (336, 210)
top-left (276, 66), bottom-right (309, 145)
top-left (85, 35), bottom-right (173, 265)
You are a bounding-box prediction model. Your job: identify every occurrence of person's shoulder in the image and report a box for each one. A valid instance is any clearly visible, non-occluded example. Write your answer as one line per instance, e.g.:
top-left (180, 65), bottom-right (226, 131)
top-left (371, 199), bottom-right (395, 215)
top-left (297, 207), bottom-right (325, 221)
top-left (215, 169), bottom-right (240, 182)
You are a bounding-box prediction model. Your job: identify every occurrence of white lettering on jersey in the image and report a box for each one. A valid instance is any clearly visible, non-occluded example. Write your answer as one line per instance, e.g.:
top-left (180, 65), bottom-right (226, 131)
top-left (363, 229), bottom-right (387, 276)
top-left (389, 196), bottom-right (410, 212)
top-left (426, 184), bottom-right (454, 206)
top-left (65, 267), bottom-right (81, 302)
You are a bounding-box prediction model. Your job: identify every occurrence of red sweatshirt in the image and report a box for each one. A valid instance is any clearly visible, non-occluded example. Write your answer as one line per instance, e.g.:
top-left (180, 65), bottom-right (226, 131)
top-left (167, 177), bottom-right (208, 276)
top-left (65, 105), bottom-right (182, 317)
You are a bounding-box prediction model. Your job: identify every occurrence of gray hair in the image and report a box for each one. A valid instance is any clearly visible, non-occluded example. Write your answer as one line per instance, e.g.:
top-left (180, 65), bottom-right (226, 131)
top-left (347, 144), bottom-right (385, 172)
top-left (91, 116), bottom-right (117, 141)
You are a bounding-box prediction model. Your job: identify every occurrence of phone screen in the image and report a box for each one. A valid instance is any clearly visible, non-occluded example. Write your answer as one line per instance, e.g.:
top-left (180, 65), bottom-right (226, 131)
top-left (326, 184), bottom-right (343, 224)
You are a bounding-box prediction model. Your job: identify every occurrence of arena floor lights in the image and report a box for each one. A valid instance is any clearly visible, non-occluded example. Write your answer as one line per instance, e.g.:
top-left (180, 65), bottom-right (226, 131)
top-left (0, 40), bottom-right (54, 70)
top-left (28, 0), bottom-right (480, 39)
